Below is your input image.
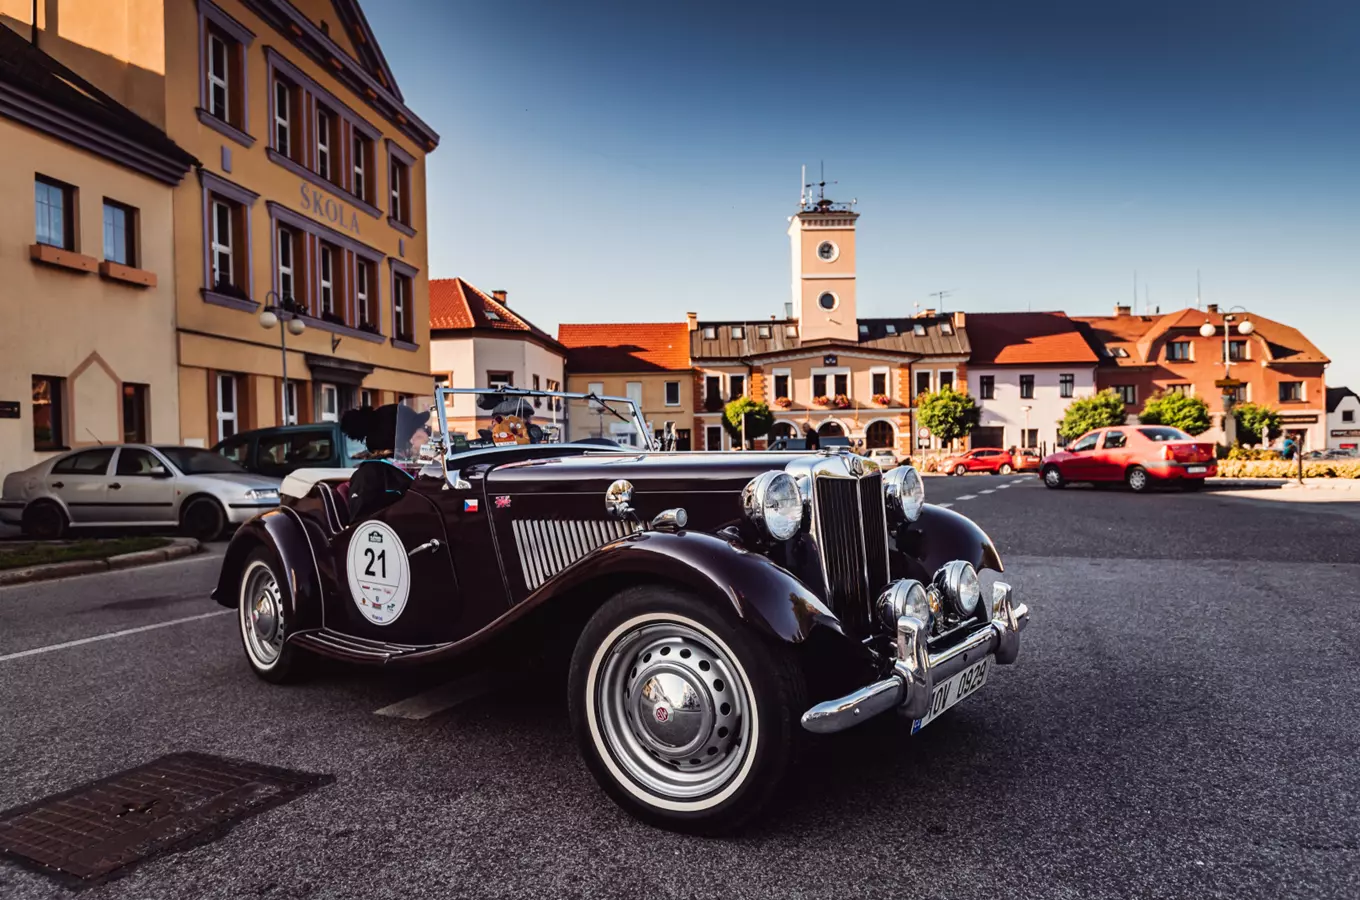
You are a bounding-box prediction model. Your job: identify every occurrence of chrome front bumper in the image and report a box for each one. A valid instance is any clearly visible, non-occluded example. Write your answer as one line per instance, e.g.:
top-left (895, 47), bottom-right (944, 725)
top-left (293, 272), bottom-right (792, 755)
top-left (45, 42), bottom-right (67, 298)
top-left (801, 581), bottom-right (1030, 734)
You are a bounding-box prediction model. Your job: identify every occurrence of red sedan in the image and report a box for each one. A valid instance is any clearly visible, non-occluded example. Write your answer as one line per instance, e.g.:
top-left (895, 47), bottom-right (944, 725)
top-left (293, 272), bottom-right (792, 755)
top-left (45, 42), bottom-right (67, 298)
top-left (941, 447), bottom-right (1015, 476)
top-left (1041, 426), bottom-right (1216, 492)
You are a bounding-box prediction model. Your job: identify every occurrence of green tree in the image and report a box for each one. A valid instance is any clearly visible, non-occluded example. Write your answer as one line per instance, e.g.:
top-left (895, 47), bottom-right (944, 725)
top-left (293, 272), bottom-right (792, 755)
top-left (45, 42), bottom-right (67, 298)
top-left (722, 396), bottom-right (774, 448)
top-left (1234, 402), bottom-right (1281, 445)
top-left (1059, 389), bottom-right (1130, 440)
top-left (917, 385), bottom-right (980, 445)
top-left (1139, 391), bottom-right (1212, 435)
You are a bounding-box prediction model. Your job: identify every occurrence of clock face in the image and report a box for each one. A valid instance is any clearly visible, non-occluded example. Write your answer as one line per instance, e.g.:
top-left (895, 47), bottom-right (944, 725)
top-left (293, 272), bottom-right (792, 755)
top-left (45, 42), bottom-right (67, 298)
top-left (817, 241), bottom-right (838, 261)
top-left (818, 292), bottom-right (838, 311)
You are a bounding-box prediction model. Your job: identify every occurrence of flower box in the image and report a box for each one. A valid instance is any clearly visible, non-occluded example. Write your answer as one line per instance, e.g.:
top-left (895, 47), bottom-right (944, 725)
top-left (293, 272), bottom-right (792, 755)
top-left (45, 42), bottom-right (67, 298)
top-left (774, 396), bottom-right (792, 409)
top-left (832, 394), bottom-right (851, 409)
top-left (813, 395), bottom-right (832, 407)
top-left (872, 393), bottom-right (892, 406)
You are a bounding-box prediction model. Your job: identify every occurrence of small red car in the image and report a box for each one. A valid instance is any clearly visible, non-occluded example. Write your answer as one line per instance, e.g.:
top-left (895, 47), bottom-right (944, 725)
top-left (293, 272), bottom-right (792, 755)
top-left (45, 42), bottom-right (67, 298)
top-left (1041, 426), bottom-right (1216, 492)
top-left (941, 447), bottom-right (1015, 476)
top-left (1012, 449), bottom-right (1042, 473)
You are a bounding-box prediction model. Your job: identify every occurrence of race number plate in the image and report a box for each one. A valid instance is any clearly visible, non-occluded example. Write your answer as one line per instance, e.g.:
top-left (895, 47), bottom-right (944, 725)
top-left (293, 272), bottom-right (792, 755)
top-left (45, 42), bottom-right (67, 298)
top-left (911, 656), bottom-right (991, 734)
top-left (346, 520), bottom-right (411, 626)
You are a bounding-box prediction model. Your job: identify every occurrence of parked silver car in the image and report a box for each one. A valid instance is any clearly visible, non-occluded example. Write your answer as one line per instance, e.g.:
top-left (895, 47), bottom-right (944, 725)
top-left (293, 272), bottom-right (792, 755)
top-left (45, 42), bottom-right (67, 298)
top-left (0, 445), bottom-right (281, 541)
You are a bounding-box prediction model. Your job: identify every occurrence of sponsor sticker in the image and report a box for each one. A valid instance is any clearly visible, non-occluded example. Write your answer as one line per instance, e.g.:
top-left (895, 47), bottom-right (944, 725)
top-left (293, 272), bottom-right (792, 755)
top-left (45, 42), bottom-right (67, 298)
top-left (495, 495), bottom-right (511, 509)
top-left (346, 521), bottom-right (411, 626)
top-left (464, 499), bottom-right (479, 513)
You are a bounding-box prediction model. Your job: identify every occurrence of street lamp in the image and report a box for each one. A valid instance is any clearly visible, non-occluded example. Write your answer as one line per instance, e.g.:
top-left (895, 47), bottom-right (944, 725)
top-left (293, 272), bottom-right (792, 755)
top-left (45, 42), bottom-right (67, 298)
top-left (260, 290), bottom-right (305, 425)
top-left (1200, 307), bottom-right (1254, 445)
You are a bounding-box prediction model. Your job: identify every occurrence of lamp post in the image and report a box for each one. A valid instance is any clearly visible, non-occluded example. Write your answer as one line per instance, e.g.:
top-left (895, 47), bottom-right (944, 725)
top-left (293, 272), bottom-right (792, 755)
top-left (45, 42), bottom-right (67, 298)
top-left (1199, 307), bottom-right (1254, 446)
top-left (260, 290), bottom-right (305, 425)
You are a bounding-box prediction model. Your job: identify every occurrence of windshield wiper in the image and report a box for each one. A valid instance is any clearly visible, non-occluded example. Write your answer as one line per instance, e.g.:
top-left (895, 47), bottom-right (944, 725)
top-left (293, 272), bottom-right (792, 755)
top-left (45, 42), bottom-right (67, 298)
top-left (584, 392), bottom-right (637, 429)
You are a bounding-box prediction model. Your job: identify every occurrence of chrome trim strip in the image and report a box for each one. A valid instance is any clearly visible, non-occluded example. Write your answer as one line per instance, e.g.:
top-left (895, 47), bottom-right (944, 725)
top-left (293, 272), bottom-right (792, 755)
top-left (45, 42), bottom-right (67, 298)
top-left (512, 518), bottom-right (637, 591)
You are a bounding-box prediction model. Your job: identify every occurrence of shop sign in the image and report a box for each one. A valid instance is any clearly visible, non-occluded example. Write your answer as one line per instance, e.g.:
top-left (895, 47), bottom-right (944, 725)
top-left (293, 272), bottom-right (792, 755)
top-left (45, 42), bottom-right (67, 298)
top-left (0, 401), bottom-right (19, 419)
top-left (1331, 429), bottom-right (1360, 437)
top-left (1280, 414), bottom-right (1319, 424)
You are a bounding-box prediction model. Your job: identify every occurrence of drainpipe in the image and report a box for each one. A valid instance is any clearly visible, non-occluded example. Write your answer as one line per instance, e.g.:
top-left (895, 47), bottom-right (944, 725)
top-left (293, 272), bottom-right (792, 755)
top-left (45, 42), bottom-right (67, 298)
top-left (32, 0), bottom-right (39, 45)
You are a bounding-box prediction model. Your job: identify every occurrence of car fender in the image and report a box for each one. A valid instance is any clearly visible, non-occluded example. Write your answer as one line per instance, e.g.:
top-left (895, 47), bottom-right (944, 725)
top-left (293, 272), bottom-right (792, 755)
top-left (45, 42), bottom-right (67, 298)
top-left (211, 507), bottom-right (325, 632)
top-left (894, 503), bottom-right (1003, 581)
top-left (525, 529), bottom-right (845, 645)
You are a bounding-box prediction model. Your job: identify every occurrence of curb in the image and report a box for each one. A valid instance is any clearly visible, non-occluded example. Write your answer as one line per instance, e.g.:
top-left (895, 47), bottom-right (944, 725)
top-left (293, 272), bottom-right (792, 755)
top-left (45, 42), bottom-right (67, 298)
top-left (0, 539), bottom-right (203, 587)
top-left (1205, 478), bottom-right (1360, 492)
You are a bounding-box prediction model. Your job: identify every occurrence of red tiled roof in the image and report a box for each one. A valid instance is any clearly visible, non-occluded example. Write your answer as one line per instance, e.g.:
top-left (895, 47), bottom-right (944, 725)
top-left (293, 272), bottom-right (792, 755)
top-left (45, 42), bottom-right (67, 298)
top-left (428, 278), bottom-right (564, 353)
top-left (966, 312), bottom-right (1099, 365)
top-left (557, 323), bottom-right (691, 373)
top-left (1073, 308), bottom-right (1329, 366)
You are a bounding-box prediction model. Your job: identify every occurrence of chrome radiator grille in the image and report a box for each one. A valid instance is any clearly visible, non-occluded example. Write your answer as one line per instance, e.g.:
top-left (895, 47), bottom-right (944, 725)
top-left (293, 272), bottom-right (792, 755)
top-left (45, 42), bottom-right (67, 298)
top-left (813, 471), bottom-right (890, 634)
top-left (512, 518), bottom-right (639, 591)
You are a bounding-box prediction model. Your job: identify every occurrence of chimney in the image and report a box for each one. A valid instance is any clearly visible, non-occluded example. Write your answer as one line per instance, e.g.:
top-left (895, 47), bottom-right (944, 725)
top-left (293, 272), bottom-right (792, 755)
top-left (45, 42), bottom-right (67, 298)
top-left (1206, 303), bottom-right (1219, 314)
top-left (686, 312), bottom-right (698, 331)
top-left (924, 308), bottom-right (937, 318)
top-left (492, 290), bottom-right (508, 306)
top-left (1115, 304), bottom-right (1131, 317)
top-left (952, 310), bottom-right (966, 329)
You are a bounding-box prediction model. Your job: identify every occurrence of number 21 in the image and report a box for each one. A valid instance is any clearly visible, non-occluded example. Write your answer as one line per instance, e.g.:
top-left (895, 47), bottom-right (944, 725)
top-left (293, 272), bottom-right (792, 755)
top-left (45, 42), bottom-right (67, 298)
top-left (363, 547), bottom-right (387, 579)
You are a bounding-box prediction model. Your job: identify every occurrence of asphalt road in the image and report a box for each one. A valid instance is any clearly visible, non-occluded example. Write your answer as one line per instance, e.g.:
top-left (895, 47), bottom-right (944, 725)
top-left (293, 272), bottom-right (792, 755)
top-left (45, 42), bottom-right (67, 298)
top-left (2, 474), bottom-right (1358, 899)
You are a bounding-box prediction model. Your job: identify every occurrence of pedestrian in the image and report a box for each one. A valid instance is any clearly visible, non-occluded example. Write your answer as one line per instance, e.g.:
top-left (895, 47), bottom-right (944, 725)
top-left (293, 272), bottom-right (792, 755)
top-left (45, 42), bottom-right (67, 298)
top-left (1282, 435), bottom-right (1296, 460)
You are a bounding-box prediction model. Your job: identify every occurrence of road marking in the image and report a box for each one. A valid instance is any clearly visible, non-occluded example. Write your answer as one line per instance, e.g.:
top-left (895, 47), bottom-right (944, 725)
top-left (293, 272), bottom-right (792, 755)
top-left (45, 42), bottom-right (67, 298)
top-left (0, 610), bottom-right (232, 664)
top-left (979, 489), bottom-right (996, 494)
top-left (936, 502), bottom-right (954, 508)
top-left (1011, 478), bottom-right (1026, 484)
top-left (996, 484), bottom-right (1011, 489)
top-left (375, 671), bottom-right (501, 720)
top-left (956, 494), bottom-right (977, 501)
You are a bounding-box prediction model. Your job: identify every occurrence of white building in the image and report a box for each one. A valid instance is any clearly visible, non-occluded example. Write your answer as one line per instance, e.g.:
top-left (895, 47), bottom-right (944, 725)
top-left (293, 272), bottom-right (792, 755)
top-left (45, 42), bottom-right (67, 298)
top-left (1327, 387), bottom-right (1360, 452)
top-left (965, 313), bottom-right (1100, 452)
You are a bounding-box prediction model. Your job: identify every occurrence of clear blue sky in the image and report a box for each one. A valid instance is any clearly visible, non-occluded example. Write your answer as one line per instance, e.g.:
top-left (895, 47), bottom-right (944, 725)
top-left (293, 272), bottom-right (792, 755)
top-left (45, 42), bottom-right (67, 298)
top-left (369, 0), bottom-right (1360, 389)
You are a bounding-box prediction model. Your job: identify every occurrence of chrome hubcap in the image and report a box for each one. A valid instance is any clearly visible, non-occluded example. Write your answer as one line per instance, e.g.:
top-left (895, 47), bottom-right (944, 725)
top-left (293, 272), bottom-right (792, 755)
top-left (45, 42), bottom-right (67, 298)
top-left (596, 621), bottom-right (750, 800)
top-left (1130, 470), bottom-right (1146, 490)
top-left (1045, 469), bottom-right (1060, 485)
top-left (241, 562), bottom-right (284, 667)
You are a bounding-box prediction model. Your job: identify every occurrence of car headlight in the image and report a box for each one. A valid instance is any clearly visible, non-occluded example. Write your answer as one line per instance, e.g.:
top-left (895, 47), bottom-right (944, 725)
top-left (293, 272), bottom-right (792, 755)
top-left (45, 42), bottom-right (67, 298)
top-left (877, 579), bottom-right (931, 630)
top-left (934, 560), bottom-right (982, 618)
top-left (245, 488), bottom-right (280, 500)
top-left (883, 465), bottom-right (925, 522)
top-left (741, 471), bottom-right (803, 541)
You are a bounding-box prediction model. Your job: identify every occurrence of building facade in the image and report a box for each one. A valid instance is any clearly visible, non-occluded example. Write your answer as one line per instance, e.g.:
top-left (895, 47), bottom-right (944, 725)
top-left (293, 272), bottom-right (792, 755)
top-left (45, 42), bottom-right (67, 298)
top-left (1076, 305), bottom-right (1330, 448)
top-left (0, 23), bottom-right (195, 472)
top-left (1327, 387), bottom-right (1360, 452)
top-left (965, 312), bottom-right (1098, 452)
top-left (429, 278), bottom-right (566, 437)
top-left (558, 323), bottom-right (693, 449)
top-left (6, 0), bottom-right (439, 447)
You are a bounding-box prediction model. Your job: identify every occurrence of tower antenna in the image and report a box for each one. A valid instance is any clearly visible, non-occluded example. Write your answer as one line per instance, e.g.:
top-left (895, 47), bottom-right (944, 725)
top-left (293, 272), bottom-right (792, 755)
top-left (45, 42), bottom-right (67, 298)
top-left (1197, 269), bottom-right (1202, 308)
top-left (928, 289), bottom-right (955, 312)
top-left (800, 164), bottom-right (806, 207)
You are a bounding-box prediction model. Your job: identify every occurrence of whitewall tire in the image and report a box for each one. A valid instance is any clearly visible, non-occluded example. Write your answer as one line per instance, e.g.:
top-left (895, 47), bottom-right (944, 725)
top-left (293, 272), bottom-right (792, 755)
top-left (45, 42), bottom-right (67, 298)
top-left (238, 549), bottom-right (306, 683)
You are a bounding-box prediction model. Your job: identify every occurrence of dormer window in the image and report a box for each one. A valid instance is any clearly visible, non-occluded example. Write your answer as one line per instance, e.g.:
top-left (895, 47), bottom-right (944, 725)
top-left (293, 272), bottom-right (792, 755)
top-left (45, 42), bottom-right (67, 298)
top-left (941, 322), bottom-right (954, 335)
top-left (731, 326), bottom-right (745, 339)
top-left (784, 324), bottom-right (798, 338)
top-left (757, 324), bottom-right (772, 338)
top-left (859, 324), bottom-right (868, 334)
top-left (913, 323), bottom-right (927, 336)
top-left (885, 324), bottom-right (897, 335)
top-left (702, 326), bottom-right (717, 339)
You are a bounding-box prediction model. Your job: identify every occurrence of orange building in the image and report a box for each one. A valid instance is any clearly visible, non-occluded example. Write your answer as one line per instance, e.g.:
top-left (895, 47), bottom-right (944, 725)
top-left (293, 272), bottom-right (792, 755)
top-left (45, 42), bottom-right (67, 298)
top-left (558, 323), bottom-right (694, 448)
top-left (1075, 304), bottom-right (1330, 448)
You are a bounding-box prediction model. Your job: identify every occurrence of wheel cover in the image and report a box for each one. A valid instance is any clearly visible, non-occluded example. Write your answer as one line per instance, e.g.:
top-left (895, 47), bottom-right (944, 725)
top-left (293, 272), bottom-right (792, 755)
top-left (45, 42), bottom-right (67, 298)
top-left (595, 620), bottom-right (751, 801)
top-left (1044, 468), bottom-right (1061, 486)
top-left (240, 561), bottom-right (284, 668)
top-left (1129, 469), bottom-right (1147, 490)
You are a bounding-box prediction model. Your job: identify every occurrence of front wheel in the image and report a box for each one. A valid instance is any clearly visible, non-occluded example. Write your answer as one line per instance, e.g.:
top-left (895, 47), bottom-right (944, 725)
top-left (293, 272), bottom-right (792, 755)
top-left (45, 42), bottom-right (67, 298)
top-left (181, 496), bottom-right (226, 541)
top-left (238, 548), bottom-right (307, 683)
top-left (954, 464), bottom-right (967, 476)
top-left (569, 586), bottom-right (806, 834)
top-left (1126, 466), bottom-right (1151, 493)
top-left (1042, 466), bottom-right (1065, 489)
top-left (21, 501), bottom-right (67, 539)
top-left (998, 463), bottom-right (1013, 475)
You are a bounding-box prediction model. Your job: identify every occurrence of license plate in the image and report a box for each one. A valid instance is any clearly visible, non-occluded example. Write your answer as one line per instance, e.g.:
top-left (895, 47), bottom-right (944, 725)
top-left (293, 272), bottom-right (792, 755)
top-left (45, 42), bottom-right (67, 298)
top-left (911, 657), bottom-right (991, 734)
top-left (1186, 465), bottom-right (1207, 474)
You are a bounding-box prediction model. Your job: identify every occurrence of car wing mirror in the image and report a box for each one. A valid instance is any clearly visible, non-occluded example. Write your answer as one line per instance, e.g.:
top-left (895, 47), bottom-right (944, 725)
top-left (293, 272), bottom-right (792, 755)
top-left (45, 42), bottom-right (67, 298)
top-left (151, 470), bottom-right (173, 479)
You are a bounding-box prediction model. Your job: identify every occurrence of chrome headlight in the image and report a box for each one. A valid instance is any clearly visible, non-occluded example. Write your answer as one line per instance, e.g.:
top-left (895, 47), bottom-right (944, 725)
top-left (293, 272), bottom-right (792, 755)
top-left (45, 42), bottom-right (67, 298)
top-left (877, 579), bottom-right (931, 630)
top-left (245, 488), bottom-right (280, 500)
top-left (742, 471), bottom-right (803, 541)
top-left (884, 465), bottom-right (924, 523)
top-left (934, 560), bottom-right (982, 618)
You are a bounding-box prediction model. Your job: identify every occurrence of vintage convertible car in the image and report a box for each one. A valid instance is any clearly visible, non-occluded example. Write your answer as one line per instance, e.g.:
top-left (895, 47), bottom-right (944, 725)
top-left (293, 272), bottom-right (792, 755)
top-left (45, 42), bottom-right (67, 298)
top-left (212, 388), bottom-right (1030, 833)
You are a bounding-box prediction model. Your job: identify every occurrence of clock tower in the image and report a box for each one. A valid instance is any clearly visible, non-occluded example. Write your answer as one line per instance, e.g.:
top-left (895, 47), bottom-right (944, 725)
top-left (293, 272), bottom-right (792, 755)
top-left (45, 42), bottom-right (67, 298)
top-left (789, 190), bottom-right (859, 342)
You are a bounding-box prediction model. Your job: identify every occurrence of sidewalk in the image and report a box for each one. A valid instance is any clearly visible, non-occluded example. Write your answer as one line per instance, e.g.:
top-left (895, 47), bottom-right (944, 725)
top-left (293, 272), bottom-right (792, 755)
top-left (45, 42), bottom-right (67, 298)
top-left (1205, 477), bottom-right (1360, 492)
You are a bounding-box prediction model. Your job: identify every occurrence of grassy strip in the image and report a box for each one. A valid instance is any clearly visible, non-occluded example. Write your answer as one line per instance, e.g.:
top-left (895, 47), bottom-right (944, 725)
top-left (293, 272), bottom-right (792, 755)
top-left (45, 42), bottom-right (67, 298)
top-left (0, 537), bottom-right (173, 571)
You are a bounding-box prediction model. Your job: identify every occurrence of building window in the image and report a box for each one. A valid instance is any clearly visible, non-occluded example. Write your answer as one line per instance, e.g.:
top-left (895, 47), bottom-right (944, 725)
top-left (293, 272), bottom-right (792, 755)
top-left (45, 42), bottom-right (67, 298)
top-left (1168, 383), bottom-right (1193, 396)
top-left (812, 374), bottom-right (827, 397)
top-left (122, 383), bottom-right (149, 443)
top-left (1115, 384), bottom-right (1136, 404)
top-left (277, 226), bottom-right (295, 302)
top-left (757, 324), bottom-right (771, 339)
top-left (352, 135), bottom-right (369, 202)
top-left (702, 326), bottom-right (717, 340)
top-left (1019, 375), bottom-right (1034, 399)
top-left (1060, 373), bottom-right (1074, 398)
top-left (913, 323), bottom-right (926, 336)
top-left (392, 271), bottom-right (413, 341)
top-left (704, 375), bottom-right (721, 407)
top-left (774, 373), bottom-right (790, 401)
top-left (207, 32), bottom-right (232, 122)
top-left (1228, 383), bottom-right (1248, 403)
top-left (1343, 409), bottom-right (1355, 423)
top-left (834, 373), bottom-right (848, 396)
top-left (319, 244), bottom-right (336, 317)
top-left (872, 371), bottom-right (888, 395)
top-left (102, 200), bottom-right (136, 265)
top-left (885, 324), bottom-right (897, 335)
top-left (939, 371), bottom-right (954, 391)
top-left (665, 381), bottom-right (681, 406)
top-left (216, 373), bottom-right (238, 441)
top-left (32, 375), bottom-right (65, 450)
top-left (35, 177), bottom-right (74, 250)
top-left (784, 324), bottom-right (798, 338)
top-left (488, 371), bottom-right (513, 390)
top-left (318, 384), bottom-right (339, 422)
top-left (1279, 381), bottom-right (1303, 402)
top-left (914, 371), bottom-right (931, 397)
top-left (818, 292), bottom-right (838, 311)
top-left (1022, 428), bottom-right (1038, 449)
top-left (273, 77), bottom-right (295, 159)
top-left (1167, 341), bottom-right (1191, 362)
top-left (360, 388), bottom-right (374, 408)
top-left (730, 375), bottom-right (746, 399)
top-left (390, 157), bottom-right (410, 224)
top-left (281, 381), bottom-right (298, 425)
top-left (941, 322), bottom-right (955, 335)
top-left (706, 424), bottom-right (723, 451)
top-left (316, 107), bottom-right (334, 181)
top-left (1225, 340), bottom-right (1248, 362)
top-left (356, 260), bottom-right (375, 330)
top-left (209, 195), bottom-right (244, 290)
top-left (979, 375), bottom-right (995, 400)
top-left (731, 326), bottom-right (745, 340)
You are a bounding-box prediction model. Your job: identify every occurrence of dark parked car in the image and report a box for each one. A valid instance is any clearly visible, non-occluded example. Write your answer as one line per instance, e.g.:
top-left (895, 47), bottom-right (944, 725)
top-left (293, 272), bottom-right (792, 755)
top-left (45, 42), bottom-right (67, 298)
top-left (213, 423), bottom-right (366, 478)
top-left (767, 435), bottom-right (852, 451)
top-left (214, 388), bottom-right (1029, 833)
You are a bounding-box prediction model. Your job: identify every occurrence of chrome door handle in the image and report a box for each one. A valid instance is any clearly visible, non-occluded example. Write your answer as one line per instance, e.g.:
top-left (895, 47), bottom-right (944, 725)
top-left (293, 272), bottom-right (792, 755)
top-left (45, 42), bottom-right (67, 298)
top-left (408, 539), bottom-right (442, 557)
top-left (51, 481), bottom-right (64, 489)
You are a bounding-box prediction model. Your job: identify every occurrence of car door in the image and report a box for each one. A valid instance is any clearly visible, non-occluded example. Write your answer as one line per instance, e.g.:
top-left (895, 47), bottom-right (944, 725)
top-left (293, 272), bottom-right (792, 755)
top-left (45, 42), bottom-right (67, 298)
top-left (323, 473), bottom-right (463, 645)
top-left (969, 450), bottom-right (993, 472)
top-left (46, 448), bottom-right (115, 523)
top-left (1062, 432), bottom-right (1101, 479)
top-left (1090, 429), bottom-right (1129, 481)
top-left (106, 447), bottom-right (178, 524)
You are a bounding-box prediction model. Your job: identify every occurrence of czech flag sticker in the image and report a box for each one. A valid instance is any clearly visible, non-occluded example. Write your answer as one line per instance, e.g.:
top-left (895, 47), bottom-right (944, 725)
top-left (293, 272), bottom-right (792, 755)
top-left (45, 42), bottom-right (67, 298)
top-left (463, 499), bottom-right (479, 513)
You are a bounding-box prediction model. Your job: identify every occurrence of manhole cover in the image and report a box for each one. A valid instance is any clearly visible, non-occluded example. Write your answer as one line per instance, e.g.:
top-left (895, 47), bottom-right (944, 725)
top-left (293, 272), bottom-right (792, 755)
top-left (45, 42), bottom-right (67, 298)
top-left (0, 752), bottom-right (331, 887)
